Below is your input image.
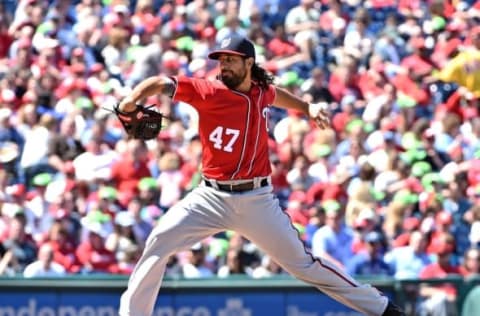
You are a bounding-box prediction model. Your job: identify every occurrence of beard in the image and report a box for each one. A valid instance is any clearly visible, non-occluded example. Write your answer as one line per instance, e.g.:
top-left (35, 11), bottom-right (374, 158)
top-left (220, 68), bottom-right (247, 89)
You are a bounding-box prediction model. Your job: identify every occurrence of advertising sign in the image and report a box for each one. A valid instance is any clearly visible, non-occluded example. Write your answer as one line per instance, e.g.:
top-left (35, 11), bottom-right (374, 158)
top-left (0, 291), bottom-right (369, 316)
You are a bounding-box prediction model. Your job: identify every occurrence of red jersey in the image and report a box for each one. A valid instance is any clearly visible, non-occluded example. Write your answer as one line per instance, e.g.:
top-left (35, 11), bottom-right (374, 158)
top-left (172, 76), bottom-right (276, 180)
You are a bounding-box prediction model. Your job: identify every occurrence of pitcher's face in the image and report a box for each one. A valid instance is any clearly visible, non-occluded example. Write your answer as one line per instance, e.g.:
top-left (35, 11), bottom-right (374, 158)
top-left (217, 55), bottom-right (249, 89)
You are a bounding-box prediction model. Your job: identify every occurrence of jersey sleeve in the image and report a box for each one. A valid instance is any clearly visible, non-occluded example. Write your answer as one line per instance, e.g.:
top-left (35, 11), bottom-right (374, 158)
top-left (170, 76), bottom-right (216, 109)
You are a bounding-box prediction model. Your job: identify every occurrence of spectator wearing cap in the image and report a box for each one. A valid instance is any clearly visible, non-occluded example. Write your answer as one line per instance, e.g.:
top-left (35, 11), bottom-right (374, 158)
top-left (350, 208), bottom-right (379, 254)
top-left (23, 243), bottom-right (66, 278)
top-left (90, 186), bottom-right (122, 219)
top-left (346, 231), bottom-right (392, 277)
top-left (311, 201), bottom-right (353, 269)
top-left (105, 211), bottom-right (141, 265)
top-left (426, 211), bottom-right (455, 255)
top-left (285, 190), bottom-right (309, 228)
top-left (384, 230), bottom-right (432, 279)
top-left (392, 216), bottom-right (421, 248)
top-left (137, 177), bottom-right (161, 210)
top-left (76, 214), bottom-right (117, 274)
top-left (25, 173), bottom-right (55, 243)
top-left (417, 232), bottom-right (460, 316)
top-left (182, 242), bottom-right (214, 278)
top-left (2, 183), bottom-right (27, 221)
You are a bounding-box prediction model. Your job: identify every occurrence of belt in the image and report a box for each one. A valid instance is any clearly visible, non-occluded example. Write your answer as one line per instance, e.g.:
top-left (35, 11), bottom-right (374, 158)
top-left (204, 178), bottom-right (269, 192)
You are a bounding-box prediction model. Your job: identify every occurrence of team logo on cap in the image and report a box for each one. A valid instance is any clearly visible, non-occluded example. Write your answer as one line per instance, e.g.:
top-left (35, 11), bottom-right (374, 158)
top-left (221, 37), bottom-right (231, 48)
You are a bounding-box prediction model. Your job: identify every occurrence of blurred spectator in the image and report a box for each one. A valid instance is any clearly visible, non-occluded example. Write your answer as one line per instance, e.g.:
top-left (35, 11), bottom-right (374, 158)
top-left (302, 67), bottom-right (334, 104)
top-left (217, 248), bottom-right (251, 277)
top-left (286, 154), bottom-right (316, 191)
top-left (0, 242), bottom-right (14, 276)
top-left (23, 243), bottom-right (66, 278)
top-left (1, 212), bottom-right (37, 274)
top-left (418, 233), bottom-right (460, 316)
top-left (41, 220), bottom-right (81, 274)
top-left (182, 242), bottom-right (214, 278)
top-left (76, 215), bottom-right (116, 274)
top-left (72, 130), bottom-right (119, 182)
top-left (105, 211), bottom-right (141, 262)
top-left (157, 151), bottom-right (183, 209)
top-left (460, 247), bottom-right (480, 277)
top-left (311, 201), bottom-right (353, 269)
top-left (110, 139), bottom-right (151, 197)
top-left (433, 27), bottom-right (480, 98)
top-left (126, 197), bottom-right (154, 244)
top-left (284, 0), bottom-right (320, 61)
top-left (47, 114), bottom-right (85, 175)
top-left (252, 255), bottom-right (285, 278)
top-left (304, 203), bottom-right (325, 249)
top-left (346, 231), bottom-right (392, 277)
top-left (384, 230), bottom-right (432, 279)
top-left (19, 112), bottom-right (57, 187)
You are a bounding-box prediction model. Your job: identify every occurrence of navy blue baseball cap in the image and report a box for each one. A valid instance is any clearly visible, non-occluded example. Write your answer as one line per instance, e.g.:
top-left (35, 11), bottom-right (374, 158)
top-left (208, 36), bottom-right (256, 60)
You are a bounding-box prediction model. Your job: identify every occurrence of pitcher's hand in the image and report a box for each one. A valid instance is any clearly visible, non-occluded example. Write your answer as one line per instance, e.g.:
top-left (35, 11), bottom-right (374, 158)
top-left (309, 102), bottom-right (330, 129)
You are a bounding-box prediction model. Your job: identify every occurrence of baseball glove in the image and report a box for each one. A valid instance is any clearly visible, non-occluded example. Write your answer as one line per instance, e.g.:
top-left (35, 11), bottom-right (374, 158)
top-left (113, 103), bottom-right (165, 140)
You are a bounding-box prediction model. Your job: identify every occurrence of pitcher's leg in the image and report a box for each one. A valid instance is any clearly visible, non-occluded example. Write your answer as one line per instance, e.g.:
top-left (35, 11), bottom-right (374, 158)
top-left (236, 191), bottom-right (388, 316)
top-left (119, 190), bottom-right (226, 316)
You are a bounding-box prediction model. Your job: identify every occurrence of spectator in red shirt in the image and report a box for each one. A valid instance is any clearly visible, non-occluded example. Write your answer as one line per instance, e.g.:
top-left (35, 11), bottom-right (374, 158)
top-left (76, 221), bottom-right (117, 274)
top-left (110, 139), bottom-right (151, 196)
top-left (42, 221), bottom-right (81, 273)
top-left (418, 233), bottom-right (460, 316)
top-left (328, 55), bottom-right (362, 102)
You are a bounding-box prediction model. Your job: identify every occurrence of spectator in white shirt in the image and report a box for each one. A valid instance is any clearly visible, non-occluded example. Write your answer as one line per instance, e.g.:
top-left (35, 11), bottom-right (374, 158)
top-left (23, 243), bottom-right (66, 278)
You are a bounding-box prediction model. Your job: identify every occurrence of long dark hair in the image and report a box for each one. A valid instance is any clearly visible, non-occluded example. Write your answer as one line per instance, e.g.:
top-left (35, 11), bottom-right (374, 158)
top-left (251, 63), bottom-right (274, 90)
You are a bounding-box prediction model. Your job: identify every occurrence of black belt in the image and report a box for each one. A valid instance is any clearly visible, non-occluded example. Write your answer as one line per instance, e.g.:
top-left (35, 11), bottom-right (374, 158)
top-left (204, 178), bottom-right (269, 192)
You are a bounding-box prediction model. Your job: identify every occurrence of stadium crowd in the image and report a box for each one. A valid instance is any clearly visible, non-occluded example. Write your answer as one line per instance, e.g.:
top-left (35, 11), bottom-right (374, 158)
top-left (0, 0), bottom-right (480, 313)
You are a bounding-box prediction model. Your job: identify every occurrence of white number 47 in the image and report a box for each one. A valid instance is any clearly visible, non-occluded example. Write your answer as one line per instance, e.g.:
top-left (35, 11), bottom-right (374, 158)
top-left (209, 126), bottom-right (240, 152)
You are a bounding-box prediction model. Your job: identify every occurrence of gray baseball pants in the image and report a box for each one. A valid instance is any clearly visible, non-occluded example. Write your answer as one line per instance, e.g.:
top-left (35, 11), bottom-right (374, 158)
top-left (119, 184), bottom-right (388, 316)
